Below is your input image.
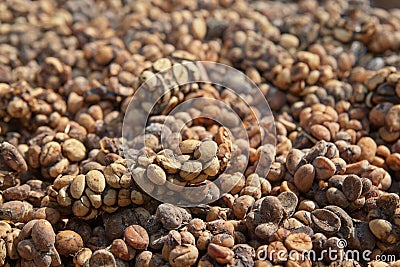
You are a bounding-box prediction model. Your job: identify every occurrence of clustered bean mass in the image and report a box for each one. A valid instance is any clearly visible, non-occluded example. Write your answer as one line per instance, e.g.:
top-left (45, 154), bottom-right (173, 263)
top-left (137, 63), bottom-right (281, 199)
top-left (0, 0), bottom-right (400, 266)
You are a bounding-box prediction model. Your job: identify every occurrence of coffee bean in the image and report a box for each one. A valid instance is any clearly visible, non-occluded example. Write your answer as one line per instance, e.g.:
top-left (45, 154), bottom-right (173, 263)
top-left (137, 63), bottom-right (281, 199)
top-left (89, 249), bottom-right (116, 267)
top-left (286, 149), bottom-right (304, 175)
top-left (255, 222), bottom-right (278, 239)
top-left (70, 174), bottom-right (85, 199)
top-left (179, 161), bottom-right (202, 181)
top-left (369, 219), bottom-right (393, 241)
top-left (326, 187), bottom-right (349, 209)
top-left (267, 241), bottom-right (287, 264)
top-left (124, 225), bottom-right (149, 250)
top-left (62, 138), bottom-right (86, 162)
top-left (179, 140), bottom-right (201, 154)
top-left (385, 105), bottom-right (400, 131)
top-left (194, 140), bottom-right (218, 163)
top-left (294, 164), bottom-right (315, 193)
top-left (146, 164), bottom-right (166, 185)
top-left (277, 191), bottom-right (298, 217)
top-left (55, 230), bottom-right (83, 256)
top-left (207, 243), bottom-right (233, 265)
top-left (324, 205), bottom-right (354, 240)
top-left (313, 156), bottom-right (336, 180)
top-left (284, 232), bottom-right (312, 252)
top-left (85, 170), bottom-right (106, 193)
top-left (342, 175), bottom-right (362, 201)
top-left (357, 137), bottom-right (377, 163)
top-left (311, 209), bottom-right (341, 234)
top-left (260, 196), bottom-right (284, 224)
top-left (192, 18), bottom-right (207, 40)
top-left (39, 141), bottom-right (61, 167)
top-left (0, 142), bottom-right (28, 173)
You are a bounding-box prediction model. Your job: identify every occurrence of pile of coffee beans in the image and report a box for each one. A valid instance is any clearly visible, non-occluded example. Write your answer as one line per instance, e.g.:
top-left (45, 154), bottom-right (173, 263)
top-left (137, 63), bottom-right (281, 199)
top-left (0, 0), bottom-right (400, 266)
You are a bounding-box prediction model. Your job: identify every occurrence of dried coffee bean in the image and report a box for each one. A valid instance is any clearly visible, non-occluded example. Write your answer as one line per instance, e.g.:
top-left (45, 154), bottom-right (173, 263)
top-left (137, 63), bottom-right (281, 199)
top-left (207, 220), bottom-right (234, 236)
top-left (385, 105), bottom-right (400, 132)
top-left (313, 156), bottom-right (336, 180)
top-left (194, 140), bottom-right (218, 162)
top-left (255, 222), bottom-right (278, 239)
top-left (89, 249), bottom-right (116, 267)
top-left (328, 175), bottom-right (345, 190)
top-left (196, 230), bottom-right (212, 251)
top-left (179, 161), bottom-right (202, 181)
top-left (294, 164), bottom-right (315, 193)
top-left (62, 138), bottom-right (86, 162)
top-left (70, 174), bottom-right (85, 199)
top-left (3, 184), bottom-right (30, 201)
top-left (210, 233), bottom-right (234, 248)
top-left (135, 251), bottom-right (152, 267)
top-left (311, 209), bottom-right (341, 234)
top-left (55, 230), bottom-right (83, 256)
top-left (231, 244), bottom-right (255, 267)
top-left (357, 137), bottom-right (377, 163)
top-left (267, 241), bottom-right (287, 264)
top-left (369, 219), bottom-right (393, 242)
top-left (286, 149), bottom-right (305, 175)
top-left (277, 191), bottom-right (298, 217)
top-left (192, 17), bottom-right (207, 40)
top-left (324, 205), bottom-right (354, 240)
top-left (260, 196), bottom-right (284, 224)
top-left (40, 141), bottom-right (61, 167)
top-left (188, 219), bottom-right (206, 238)
top-left (342, 174), bottom-right (362, 201)
top-left (298, 200), bottom-right (318, 212)
top-left (203, 156), bottom-right (220, 176)
top-left (326, 187), bottom-right (349, 209)
top-left (207, 243), bottom-right (233, 265)
top-left (72, 196), bottom-right (91, 217)
top-left (31, 219), bottom-right (56, 252)
top-left (284, 232), bottom-right (312, 252)
top-left (73, 248), bottom-right (92, 266)
top-left (0, 141), bottom-right (28, 173)
top-left (179, 140), bottom-right (201, 154)
top-left (293, 210), bottom-right (312, 226)
top-left (124, 225), bottom-right (149, 250)
top-left (233, 195), bottom-right (255, 220)
top-left (17, 239), bottom-right (36, 261)
top-left (146, 164), bottom-right (166, 185)
top-left (156, 204), bottom-right (191, 230)
top-left (86, 170), bottom-right (106, 193)
top-left (110, 239), bottom-right (136, 261)
top-left (169, 244), bottom-right (198, 267)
